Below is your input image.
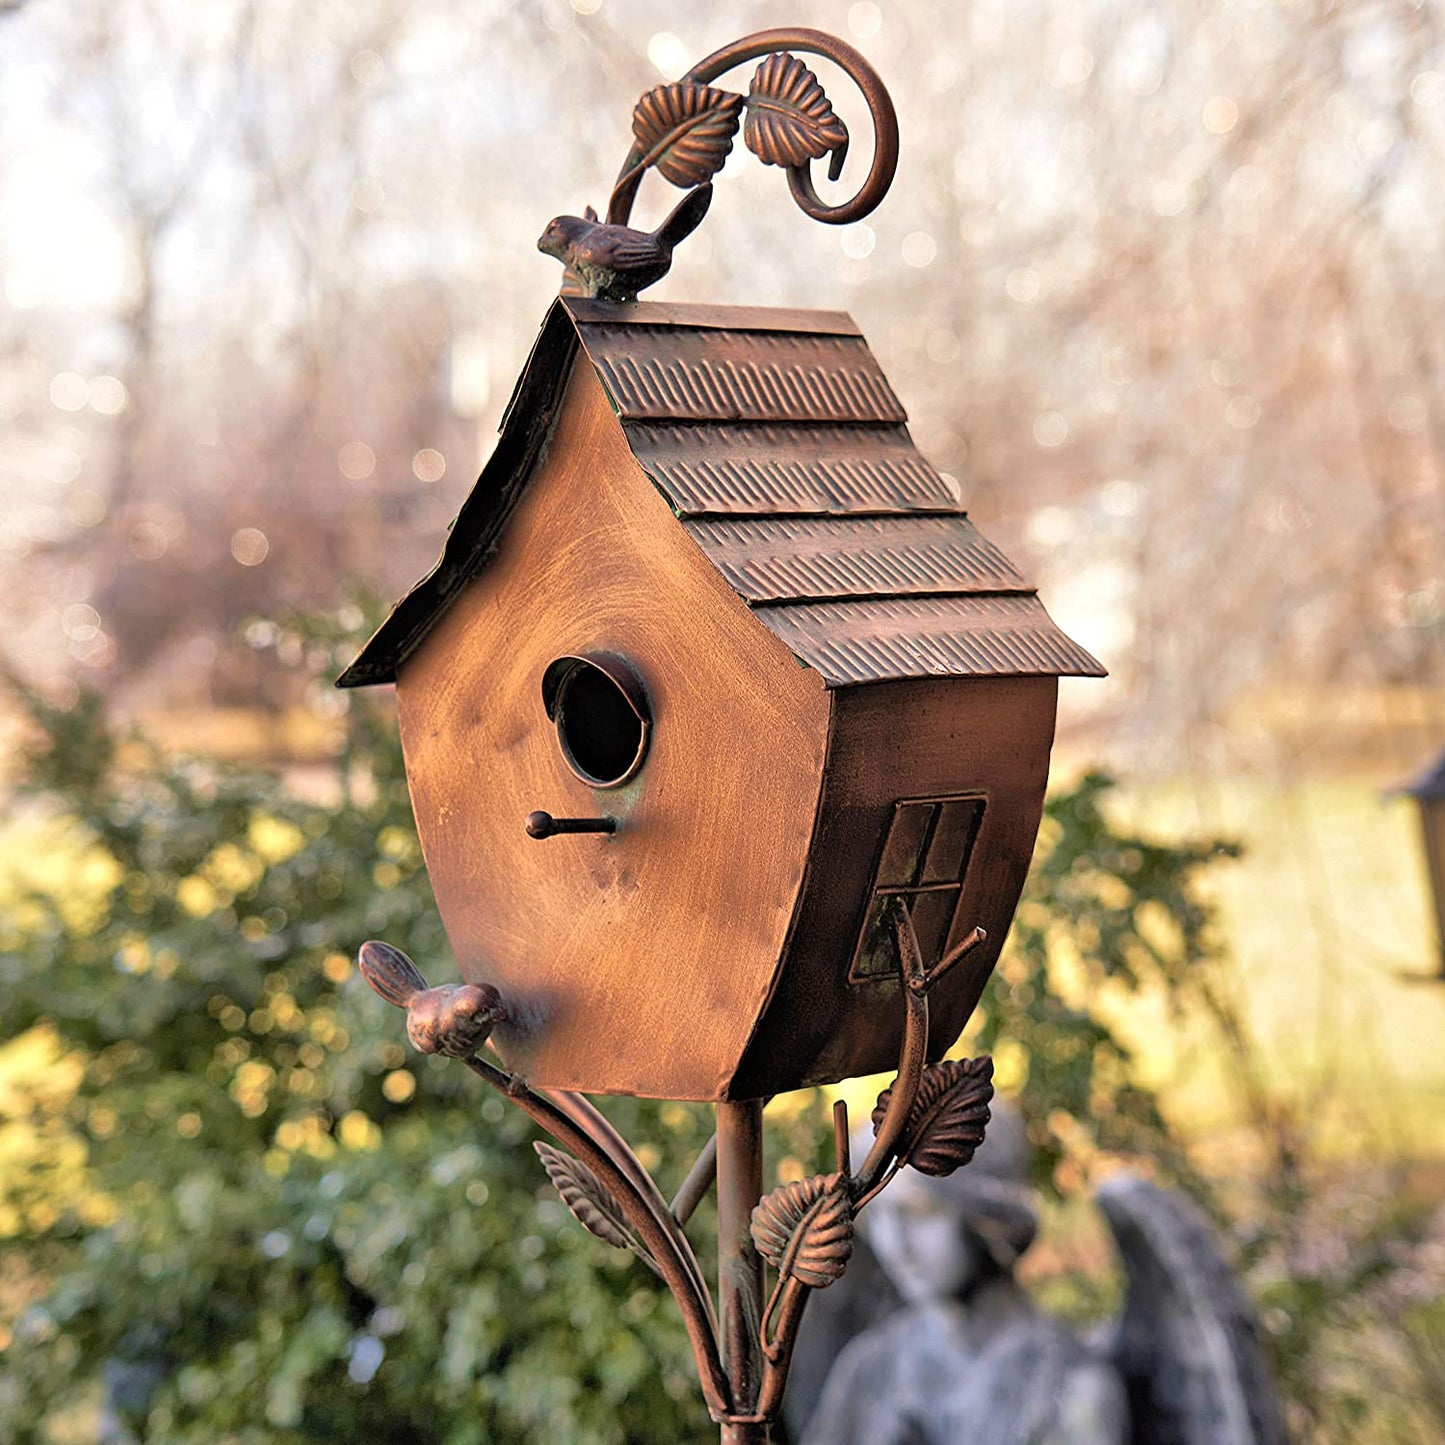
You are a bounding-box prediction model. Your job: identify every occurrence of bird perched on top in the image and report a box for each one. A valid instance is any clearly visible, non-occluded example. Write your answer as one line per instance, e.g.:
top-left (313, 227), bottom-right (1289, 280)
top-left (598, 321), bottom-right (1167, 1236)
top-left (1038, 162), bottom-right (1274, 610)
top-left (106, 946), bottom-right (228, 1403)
top-left (537, 183), bottom-right (713, 302)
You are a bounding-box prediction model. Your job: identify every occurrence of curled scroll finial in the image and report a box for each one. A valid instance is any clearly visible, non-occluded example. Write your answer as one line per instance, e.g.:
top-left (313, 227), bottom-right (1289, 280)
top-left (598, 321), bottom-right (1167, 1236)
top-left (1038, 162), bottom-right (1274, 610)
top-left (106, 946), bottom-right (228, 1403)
top-left (608, 27), bottom-right (899, 229)
top-left (537, 28), bottom-right (898, 301)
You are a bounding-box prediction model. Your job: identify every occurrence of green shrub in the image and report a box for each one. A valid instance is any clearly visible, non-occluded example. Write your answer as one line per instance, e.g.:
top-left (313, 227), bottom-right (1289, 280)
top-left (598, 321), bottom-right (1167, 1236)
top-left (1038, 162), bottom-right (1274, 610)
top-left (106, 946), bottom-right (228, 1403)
top-left (0, 605), bottom-right (1245, 1442)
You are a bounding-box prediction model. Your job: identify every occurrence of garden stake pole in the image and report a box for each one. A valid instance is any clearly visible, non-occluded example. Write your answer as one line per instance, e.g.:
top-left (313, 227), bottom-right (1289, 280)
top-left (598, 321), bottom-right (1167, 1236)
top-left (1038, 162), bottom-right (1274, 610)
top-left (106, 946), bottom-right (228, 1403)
top-left (716, 1098), bottom-right (768, 1444)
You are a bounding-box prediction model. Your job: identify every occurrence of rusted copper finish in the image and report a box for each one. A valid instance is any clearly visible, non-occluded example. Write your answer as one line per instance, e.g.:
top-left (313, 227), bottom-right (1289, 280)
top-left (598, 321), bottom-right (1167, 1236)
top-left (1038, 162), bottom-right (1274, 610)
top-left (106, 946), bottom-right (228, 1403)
top-left (579, 327), bottom-right (906, 425)
top-left (524, 811), bottom-right (617, 839)
top-left (357, 907), bottom-right (993, 1443)
top-left (537, 28), bottom-right (897, 302)
top-left (334, 23), bottom-right (1098, 1444)
top-left (717, 1100), bottom-right (766, 1423)
top-left (754, 594), bottom-right (1105, 685)
top-left (629, 423), bottom-right (957, 516)
top-left (357, 941), bottom-right (506, 1058)
top-left (743, 53), bottom-right (848, 171)
top-left (357, 941), bottom-right (729, 1417)
top-left (384, 359), bottom-right (832, 1101)
top-left (340, 297), bottom-right (1101, 693)
top-left (672, 1133), bottom-right (720, 1226)
top-left (338, 298), bottom-right (1100, 1101)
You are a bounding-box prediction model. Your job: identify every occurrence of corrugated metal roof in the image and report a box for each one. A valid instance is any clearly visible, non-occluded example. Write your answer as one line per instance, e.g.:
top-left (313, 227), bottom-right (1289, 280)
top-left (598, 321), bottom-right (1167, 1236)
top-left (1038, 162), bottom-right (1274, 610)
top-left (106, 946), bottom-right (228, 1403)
top-left (684, 516), bottom-right (1029, 604)
top-left (752, 596), bottom-right (1108, 685)
top-left (339, 296), bottom-right (1103, 688)
top-left (578, 326), bottom-right (907, 424)
top-left (623, 423), bottom-right (956, 516)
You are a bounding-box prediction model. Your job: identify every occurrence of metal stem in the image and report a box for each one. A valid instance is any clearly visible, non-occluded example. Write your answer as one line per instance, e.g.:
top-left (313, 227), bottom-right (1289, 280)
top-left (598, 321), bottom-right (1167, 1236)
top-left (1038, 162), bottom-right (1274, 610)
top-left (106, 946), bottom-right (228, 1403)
top-left (546, 1089), bottom-right (716, 1330)
top-left (854, 900), bottom-right (930, 1193)
top-left (672, 1131), bottom-right (719, 1225)
top-left (721, 1424), bottom-right (770, 1444)
top-left (460, 1054), bottom-right (732, 1418)
top-left (716, 1098), bottom-right (767, 1438)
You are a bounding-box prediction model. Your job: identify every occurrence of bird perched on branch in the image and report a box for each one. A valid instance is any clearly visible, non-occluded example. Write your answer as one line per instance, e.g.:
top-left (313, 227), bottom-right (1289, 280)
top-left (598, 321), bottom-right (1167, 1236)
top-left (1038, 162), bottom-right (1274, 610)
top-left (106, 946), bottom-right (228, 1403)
top-left (537, 183), bottom-right (713, 302)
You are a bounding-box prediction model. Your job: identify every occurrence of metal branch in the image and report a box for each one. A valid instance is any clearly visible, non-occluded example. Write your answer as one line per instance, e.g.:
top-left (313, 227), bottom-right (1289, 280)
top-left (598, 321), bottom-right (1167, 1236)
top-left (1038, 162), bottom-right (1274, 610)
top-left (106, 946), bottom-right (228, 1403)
top-left (357, 944), bottom-right (730, 1419)
top-left (462, 1055), bottom-right (731, 1417)
top-left (608, 27), bottom-right (899, 227)
top-left (544, 1088), bottom-right (716, 1330)
top-left (756, 1276), bottom-right (809, 1415)
top-left (672, 1132), bottom-right (719, 1225)
top-left (853, 899), bottom-right (931, 1195)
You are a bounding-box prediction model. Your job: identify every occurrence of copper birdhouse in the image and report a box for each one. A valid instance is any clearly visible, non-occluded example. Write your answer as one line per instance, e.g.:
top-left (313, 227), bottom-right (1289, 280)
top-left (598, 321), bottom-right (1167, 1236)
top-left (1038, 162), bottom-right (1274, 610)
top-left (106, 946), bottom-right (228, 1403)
top-left (339, 291), bottom-right (1102, 1100)
top-left (341, 28), bottom-right (1106, 1439)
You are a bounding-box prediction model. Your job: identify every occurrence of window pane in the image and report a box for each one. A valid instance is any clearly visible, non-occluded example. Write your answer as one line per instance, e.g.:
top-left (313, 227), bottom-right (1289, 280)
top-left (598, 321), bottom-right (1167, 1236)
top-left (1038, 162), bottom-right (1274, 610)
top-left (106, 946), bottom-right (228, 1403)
top-left (874, 801), bottom-right (937, 888)
top-left (920, 797), bottom-right (986, 884)
top-left (851, 892), bottom-right (900, 980)
top-left (908, 887), bottom-right (959, 968)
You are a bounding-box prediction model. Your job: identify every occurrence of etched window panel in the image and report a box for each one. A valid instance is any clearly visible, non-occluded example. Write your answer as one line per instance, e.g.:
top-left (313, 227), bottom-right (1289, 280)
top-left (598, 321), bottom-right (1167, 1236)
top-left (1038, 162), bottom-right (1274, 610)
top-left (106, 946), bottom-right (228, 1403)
top-left (920, 797), bottom-right (985, 884)
top-left (851, 893), bottom-right (900, 981)
top-left (874, 800), bottom-right (937, 887)
top-left (849, 794), bottom-right (988, 986)
top-left (907, 888), bottom-right (957, 966)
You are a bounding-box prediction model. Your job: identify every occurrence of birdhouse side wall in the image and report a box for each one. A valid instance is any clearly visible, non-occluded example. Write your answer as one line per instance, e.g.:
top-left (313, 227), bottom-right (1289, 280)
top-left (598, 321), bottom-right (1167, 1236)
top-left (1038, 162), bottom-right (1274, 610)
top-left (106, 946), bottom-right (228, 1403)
top-left (728, 675), bottom-right (1058, 1099)
top-left (395, 358), bottom-right (831, 1100)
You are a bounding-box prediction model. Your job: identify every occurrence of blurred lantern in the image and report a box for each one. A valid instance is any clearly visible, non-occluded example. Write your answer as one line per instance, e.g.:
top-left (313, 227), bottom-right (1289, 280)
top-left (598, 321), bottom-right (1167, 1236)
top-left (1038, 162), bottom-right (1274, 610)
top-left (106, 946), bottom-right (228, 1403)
top-left (1398, 748), bottom-right (1445, 976)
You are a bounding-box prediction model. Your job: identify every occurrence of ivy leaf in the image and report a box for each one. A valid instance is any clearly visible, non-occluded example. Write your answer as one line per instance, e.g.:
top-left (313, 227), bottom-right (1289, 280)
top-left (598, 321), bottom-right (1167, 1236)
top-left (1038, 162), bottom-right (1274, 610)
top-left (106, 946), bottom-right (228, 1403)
top-left (744, 53), bottom-right (849, 177)
top-left (632, 82), bottom-right (744, 188)
top-left (872, 1056), bottom-right (994, 1177)
top-left (534, 1143), bottom-right (658, 1274)
top-left (750, 1171), bottom-right (853, 1289)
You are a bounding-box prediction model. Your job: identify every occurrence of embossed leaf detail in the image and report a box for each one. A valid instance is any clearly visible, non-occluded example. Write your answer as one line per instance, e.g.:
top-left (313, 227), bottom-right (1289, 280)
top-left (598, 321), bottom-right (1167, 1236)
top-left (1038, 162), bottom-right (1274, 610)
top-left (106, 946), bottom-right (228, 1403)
top-left (744, 53), bottom-right (849, 175)
top-left (872, 1056), bottom-right (994, 1177)
top-left (632, 82), bottom-right (744, 188)
top-left (750, 1171), bottom-right (853, 1289)
top-left (534, 1142), bottom-right (657, 1273)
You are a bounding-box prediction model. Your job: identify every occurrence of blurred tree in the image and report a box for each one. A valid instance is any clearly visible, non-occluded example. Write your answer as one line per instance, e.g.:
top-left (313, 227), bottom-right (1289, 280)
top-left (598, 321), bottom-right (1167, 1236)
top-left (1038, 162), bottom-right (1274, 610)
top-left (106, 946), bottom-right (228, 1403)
top-left (3, 0), bottom-right (1443, 757)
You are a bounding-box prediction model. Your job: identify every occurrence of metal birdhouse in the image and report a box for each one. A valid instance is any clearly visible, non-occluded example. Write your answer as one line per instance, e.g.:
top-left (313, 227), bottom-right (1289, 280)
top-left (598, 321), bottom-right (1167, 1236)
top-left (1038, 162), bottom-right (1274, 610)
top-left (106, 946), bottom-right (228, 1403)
top-left (339, 294), bottom-right (1102, 1100)
top-left (339, 28), bottom-right (1103, 1442)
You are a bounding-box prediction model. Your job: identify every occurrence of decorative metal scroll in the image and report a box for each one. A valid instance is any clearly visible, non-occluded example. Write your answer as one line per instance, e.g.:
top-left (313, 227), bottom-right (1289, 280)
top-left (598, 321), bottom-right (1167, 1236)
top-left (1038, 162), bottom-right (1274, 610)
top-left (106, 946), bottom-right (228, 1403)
top-left (537, 28), bottom-right (900, 302)
top-left (357, 896), bottom-right (991, 1434)
top-left (608, 27), bottom-right (899, 228)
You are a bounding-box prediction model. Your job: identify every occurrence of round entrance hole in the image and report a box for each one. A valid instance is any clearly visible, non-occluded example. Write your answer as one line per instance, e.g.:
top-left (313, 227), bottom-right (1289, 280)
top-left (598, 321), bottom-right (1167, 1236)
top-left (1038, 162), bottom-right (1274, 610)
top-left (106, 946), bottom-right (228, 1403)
top-left (542, 655), bottom-right (650, 788)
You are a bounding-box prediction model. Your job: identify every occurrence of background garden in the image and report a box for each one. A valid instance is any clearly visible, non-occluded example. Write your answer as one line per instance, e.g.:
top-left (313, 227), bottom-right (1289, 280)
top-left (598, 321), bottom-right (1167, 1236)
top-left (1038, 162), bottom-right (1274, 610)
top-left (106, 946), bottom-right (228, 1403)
top-left (2, 1), bottom-right (1443, 1440)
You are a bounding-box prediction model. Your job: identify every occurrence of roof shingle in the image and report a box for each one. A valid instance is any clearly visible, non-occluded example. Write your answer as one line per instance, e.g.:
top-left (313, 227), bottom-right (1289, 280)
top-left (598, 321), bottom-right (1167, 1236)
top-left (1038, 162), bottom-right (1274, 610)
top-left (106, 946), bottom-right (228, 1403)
top-left (337, 296), bottom-right (1104, 689)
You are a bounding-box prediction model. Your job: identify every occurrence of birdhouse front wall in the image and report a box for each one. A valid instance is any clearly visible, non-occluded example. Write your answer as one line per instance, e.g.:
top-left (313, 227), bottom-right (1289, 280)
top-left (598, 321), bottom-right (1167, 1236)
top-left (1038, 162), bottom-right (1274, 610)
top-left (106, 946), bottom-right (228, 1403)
top-left (394, 358), bottom-right (831, 1101)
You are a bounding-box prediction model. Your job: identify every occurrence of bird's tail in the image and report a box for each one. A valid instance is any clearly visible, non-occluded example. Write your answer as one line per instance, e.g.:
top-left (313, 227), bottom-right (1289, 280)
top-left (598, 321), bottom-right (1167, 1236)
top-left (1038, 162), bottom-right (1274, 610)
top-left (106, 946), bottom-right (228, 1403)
top-left (656, 183), bottom-right (713, 250)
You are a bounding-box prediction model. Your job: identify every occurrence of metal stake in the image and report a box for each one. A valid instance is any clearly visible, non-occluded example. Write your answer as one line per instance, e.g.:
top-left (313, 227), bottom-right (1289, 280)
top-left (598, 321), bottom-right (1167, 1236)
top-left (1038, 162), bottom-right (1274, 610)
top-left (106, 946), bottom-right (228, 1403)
top-left (717, 1098), bottom-right (767, 1443)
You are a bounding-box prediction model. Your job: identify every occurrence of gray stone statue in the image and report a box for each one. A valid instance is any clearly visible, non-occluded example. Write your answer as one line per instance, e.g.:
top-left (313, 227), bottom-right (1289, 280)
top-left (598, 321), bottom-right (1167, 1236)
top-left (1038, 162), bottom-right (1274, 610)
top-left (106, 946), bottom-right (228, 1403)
top-left (792, 1109), bottom-right (1287, 1445)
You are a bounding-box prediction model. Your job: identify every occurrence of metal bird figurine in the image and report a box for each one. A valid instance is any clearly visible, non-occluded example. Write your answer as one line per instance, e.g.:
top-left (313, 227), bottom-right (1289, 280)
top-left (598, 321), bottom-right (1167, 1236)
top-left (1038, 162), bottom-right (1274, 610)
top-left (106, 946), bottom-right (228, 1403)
top-left (538, 183), bottom-right (713, 302)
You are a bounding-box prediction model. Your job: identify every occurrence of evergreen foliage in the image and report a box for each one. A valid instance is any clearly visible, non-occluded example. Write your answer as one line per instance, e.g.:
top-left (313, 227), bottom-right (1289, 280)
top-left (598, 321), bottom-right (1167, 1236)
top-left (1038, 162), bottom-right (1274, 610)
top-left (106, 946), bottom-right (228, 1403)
top-left (0, 610), bottom-right (1236, 1442)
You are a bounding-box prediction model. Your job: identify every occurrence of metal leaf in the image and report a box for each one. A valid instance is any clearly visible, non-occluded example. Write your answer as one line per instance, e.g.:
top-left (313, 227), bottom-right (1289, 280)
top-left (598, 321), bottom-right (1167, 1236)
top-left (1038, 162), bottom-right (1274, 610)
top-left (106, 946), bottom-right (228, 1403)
top-left (534, 1141), bottom-right (644, 1255)
top-left (632, 82), bottom-right (743, 188)
top-left (750, 1171), bottom-right (853, 1289)
top-left (744, 53), bottom-right (849, 173)
top-left (872, 1056), bottom-right (994, 1177)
